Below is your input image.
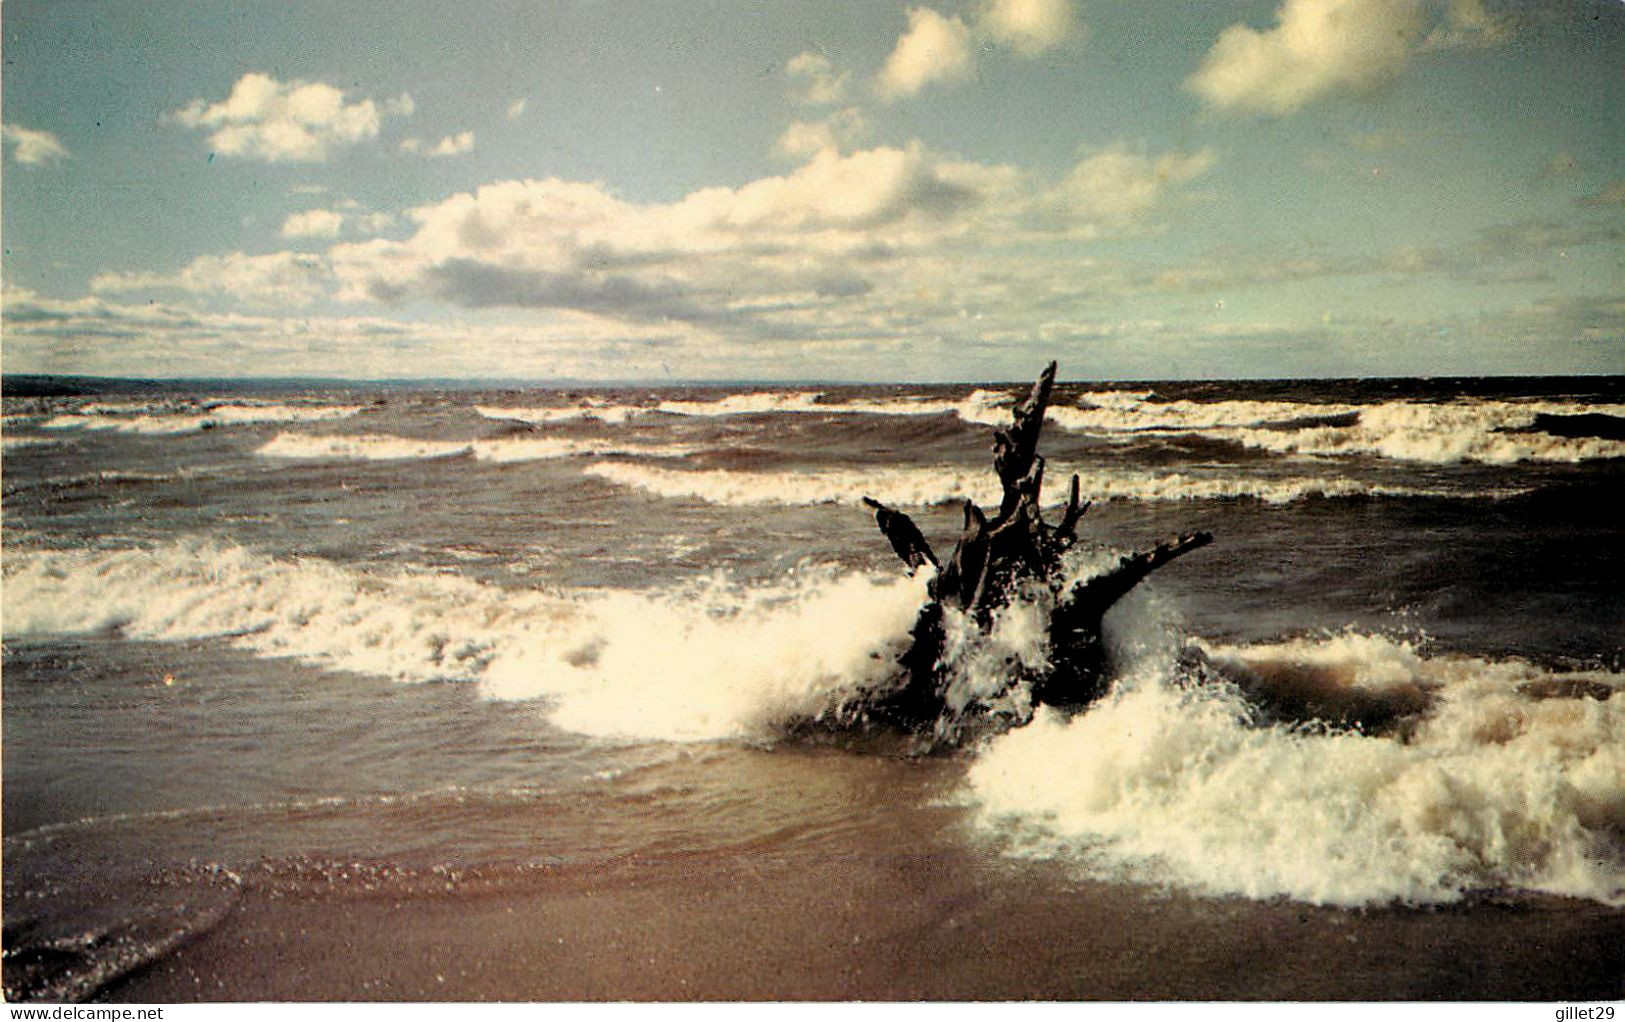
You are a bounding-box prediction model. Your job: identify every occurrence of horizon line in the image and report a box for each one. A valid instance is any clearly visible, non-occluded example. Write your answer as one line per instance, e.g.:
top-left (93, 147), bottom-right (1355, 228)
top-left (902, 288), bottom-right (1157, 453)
top-left (6, 370), bottom-right (1624, 394)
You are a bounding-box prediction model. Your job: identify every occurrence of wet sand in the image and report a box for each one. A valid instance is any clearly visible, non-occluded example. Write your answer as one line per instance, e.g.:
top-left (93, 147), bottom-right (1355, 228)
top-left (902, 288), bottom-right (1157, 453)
top-left (100, 849), bottom-right (1625, 1002)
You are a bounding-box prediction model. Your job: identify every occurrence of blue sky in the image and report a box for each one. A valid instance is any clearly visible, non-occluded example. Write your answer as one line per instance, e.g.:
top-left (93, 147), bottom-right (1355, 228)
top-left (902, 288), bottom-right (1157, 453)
top-left (3, 0), bottom-right (1622, 381)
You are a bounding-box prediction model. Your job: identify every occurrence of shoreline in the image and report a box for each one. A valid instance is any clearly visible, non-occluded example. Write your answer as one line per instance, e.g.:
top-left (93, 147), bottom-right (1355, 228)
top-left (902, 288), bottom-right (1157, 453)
top-left (94, 853), bottom-right (1625, 1003)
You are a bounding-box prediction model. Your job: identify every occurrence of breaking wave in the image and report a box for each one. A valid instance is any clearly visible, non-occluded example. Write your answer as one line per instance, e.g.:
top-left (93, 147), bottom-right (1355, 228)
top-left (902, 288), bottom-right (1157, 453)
top-left (968, 631), bottom-right (1624, 908)
top-left (584, 461), bottom-right (1517, 507)
top-left (6, 538), bottom-right (1621, 908)
top-left (256, 432), bottom-right (695, 462)
top-left (1056, 392), bottom-right (1625, 465)
top-left (478, 390), bottom-right (1006, 425)
top-left (2, 435), bottom-right (58, 451)
top-left (39, 402), bottom-right (362, 436)
top-left (1, 540), bottom-right (922, 743)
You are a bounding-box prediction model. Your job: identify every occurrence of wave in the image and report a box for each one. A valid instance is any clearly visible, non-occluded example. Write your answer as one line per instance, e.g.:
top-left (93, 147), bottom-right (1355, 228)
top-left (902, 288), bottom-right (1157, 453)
top-left (586, 462), bottom-right (1001, 507)
top-left (1, 540), bottom-right (923, 743)
top-left (477, 390), bottom-right (1007, 425)
top-left (968, 631), bottom-right (1624, 908)
top-left (1056, 392), bottom-right (1625, 465)
top-left (7, 538), bottom-right (1620, 907)
top-left (585, 461), bottom-right (1517, 507)
top-left (2, 435), bottom-right (58, 451)
top-left (255, 432), bottom-right (695, 463)
top-left (475, 402), bottom-right (647, 425)
top-left (1228, 400), bottom-right (1625, 465)
top-left (482, 387), bottom-right (1625, 466)
top-left (39, 403), bottom-right (363, 436)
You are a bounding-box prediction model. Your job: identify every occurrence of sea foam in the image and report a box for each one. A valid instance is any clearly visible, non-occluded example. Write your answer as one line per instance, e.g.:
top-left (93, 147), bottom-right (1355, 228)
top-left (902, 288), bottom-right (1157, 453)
top-left (478, 390), bottom-right (1004, 425)
top-left (40, 403), bottom-right (363, 436)
top-left (967, 631), bottom-right (1624, 907)
top-left (256, 432), bottom-right (695, 463)
top-left (585, 461), bottom-right (1509, 507)
top-left (1, 540), bottom-right (923, 743)
top-left (1056, 392), bottom-right (1625, 465)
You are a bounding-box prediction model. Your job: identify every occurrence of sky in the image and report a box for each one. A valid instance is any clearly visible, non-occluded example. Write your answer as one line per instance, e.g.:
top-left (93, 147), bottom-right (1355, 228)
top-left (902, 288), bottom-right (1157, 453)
top-left (2, 0), bottom-right (1623, 382)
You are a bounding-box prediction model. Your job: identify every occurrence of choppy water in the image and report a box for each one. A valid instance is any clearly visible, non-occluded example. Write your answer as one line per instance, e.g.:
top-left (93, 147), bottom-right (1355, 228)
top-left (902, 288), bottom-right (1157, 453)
top-left (3, 375), bottom-right (1623, 1000)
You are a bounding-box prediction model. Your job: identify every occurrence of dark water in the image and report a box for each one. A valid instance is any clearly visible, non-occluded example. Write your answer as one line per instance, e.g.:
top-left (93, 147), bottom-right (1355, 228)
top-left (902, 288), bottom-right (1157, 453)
top-left (3, 376), bottom-right (1623, 1001)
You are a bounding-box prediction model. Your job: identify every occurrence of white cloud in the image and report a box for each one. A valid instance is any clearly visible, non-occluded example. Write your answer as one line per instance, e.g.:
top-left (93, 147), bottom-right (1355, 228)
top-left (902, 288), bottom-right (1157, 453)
top-left (774, 108), bottom-right (869, 159)
top-left (2, 124), bottom-right (70, 165)
top-left (401, 131), bottom-right (476, 158)
top-left (786, 52), bottom-right (849, 105)
top-left (91, 251), bottom-right (331, 307)
top-left (431, 131), bottom-right (476, 157)
top-left (281, 209), bottom-right (346, 239)
top-left (327, 140), bottom-right (1213, 339)
top-left (1051, 144), bottom-right (1216, 229)
top-left (172, 73), bottom-right (413, 162)
top-left (1188, 0), bottom-right (1510, 116)
top-left (359, 211), bottom-right (399, 233)
top-left (977, 0), bottom-right (1077, 56)
top-left (872, 1), bottom-right (1079, 101)
top-left (507, 98), bottom-right (528, 121)
top-left (877, 8), bottom-right (974, 99)
top-left (1, 287), bottom-right (706, 381)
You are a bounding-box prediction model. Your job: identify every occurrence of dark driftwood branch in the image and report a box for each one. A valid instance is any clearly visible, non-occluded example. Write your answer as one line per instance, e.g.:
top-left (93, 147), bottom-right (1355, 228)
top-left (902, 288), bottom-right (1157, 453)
top-left (1054, 474), bottom-right (1088, 546)
top-left (1055, 531), bottom-right (1214, 634)
top-left (858, 363), bottom-right (1213, 735)
top-left (862, 496), bottom-right (938, 573)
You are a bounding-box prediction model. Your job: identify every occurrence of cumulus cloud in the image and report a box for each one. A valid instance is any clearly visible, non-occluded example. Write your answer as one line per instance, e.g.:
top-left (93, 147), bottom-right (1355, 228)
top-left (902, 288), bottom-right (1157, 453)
top-left (327, 139), bottom-right (1213, 341)
top-left (774, 108), bottom-right (869, 159)
top-left (2, 124), bottom-right (70, 165)
top-left (507, 98), bottom-right (528, 121)
top-left (281, 209), bottom-right (346, 239)
top-left (1188, 0), bottom-right (1511, 117)
top-left (977, 0), bottom-right (1078, 56)
top-left (877, 8), bottom-right (974, 99)
top-left (786, 52), bottom-right (850, 105)
top-left (870, 1), bottom-right (1080, 101)
top-left (431, 131), bottom-right (475, 157)
top-left (91, 251), bottom-right (331, 307)
top-left (401, 131), bottom-right (476, 157)
top-left (172, 73), bottom-right (413, 162)
top-left (1050, 144), bottom-right (1216, 230)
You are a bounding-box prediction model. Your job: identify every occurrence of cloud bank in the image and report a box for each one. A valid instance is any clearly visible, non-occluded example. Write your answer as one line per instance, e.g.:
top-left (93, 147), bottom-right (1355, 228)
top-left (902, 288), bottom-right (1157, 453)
top-left (327, 140), bottom-right (1214, 337)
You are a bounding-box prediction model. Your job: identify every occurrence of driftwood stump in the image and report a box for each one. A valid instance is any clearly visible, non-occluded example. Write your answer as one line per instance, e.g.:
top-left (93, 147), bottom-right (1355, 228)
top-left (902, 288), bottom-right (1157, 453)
top-left (861, 362), bottom-right (1211, 736)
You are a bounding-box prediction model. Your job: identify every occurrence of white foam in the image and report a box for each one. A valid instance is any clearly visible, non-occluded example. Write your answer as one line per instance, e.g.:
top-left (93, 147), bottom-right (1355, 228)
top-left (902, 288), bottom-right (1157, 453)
top-left (2, 435), bottom-right (57, 451)
top-left (256, 433), bottom-right (695, 463)
top-left (257, 433), bottom-right (474, 461)
top-left (967, 632), bottom-right (1625, 907)
top-left (585, 461), bottom-right (1504, 507)
top-left (475, 403), bottom-right (647, 425)
top-left (585, 462), bottom-right (999, 507)
top-left (1230, 400), bottom-right (1625, 465)
top-left (480, 568), bottom-right (927, 740)
top-left (471, 436), bottom-right (695, 463)
top-left (1055, 392), bottom-right (1625, 465)
top-left (478, 390), bottom-right (1000, 424)
top-left (1059, 392), bottom-right (1358, 432)
top-left (40, 403), bottom-right (362, 436)
top-left (2, 540), bottom-right (924, 743)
